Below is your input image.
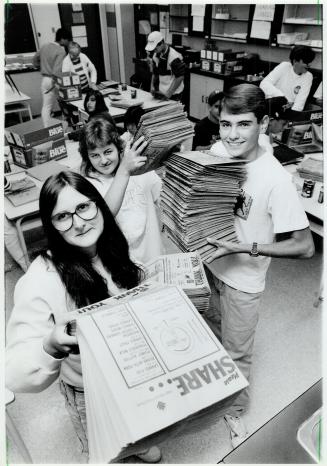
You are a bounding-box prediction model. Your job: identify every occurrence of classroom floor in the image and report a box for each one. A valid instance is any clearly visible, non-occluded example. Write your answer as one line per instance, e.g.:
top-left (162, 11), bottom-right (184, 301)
top-left (5, 233), bottom-right (323, 464)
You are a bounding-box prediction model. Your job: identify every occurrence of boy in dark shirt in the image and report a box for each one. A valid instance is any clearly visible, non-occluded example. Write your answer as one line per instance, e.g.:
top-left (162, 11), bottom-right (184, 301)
top-left (192, 91), bottom-right (224, 150)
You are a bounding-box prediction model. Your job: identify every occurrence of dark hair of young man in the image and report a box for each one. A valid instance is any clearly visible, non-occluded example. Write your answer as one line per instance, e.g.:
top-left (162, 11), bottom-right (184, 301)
top-left (220, 84), bottom-right (267, 122)
top-left (208, 90), bottom-right (224, 107)
top-left (289, 45), bottom-right (315, 65)
top-left (39, 171), bottom-right (143, 307)
top-left (123, 105), bottom-right (145, 132)
top-left (79, 115), bottom-right (124, 178)
top-left (55, 28), bottom-right (72, 42)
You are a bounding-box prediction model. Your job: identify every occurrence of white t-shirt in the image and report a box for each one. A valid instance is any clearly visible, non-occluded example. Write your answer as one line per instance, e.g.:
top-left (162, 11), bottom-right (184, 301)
top-left (260, 62), bottom-right (313, 112)
top-left (87, 172), bottom-right (163, 264)
top-left (210, 134), bottom-right (272, 157)
top-left (208, 151), bottom-right (309, 293)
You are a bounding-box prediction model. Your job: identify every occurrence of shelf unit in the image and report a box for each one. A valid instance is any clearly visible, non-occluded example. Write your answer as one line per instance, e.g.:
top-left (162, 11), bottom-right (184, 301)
top-left (210, 4), bottom-right (251, 41)
top-left (169, 4), bottom-right (189, 33)
top-left (278, 4), bottom-right (323, 47)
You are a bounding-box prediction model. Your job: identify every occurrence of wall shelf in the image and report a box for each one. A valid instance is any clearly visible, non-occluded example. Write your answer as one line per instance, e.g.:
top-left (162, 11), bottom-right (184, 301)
top-left (211, 35), bottom-right (247, 43)
top-left (211, 18), bottom-right (249, 22)
top-left (272, 43), bottom-right (322, 53)
top-left (283, 20), bottom-right (322, 26)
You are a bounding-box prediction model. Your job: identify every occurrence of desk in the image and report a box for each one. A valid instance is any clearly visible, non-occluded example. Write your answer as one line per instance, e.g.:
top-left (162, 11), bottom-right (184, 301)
top-left (4, 141), bottom-right (81, 265)
top-left (221, 379), bottom-right (322, 464)
top-left (285, 157), bottom-right (323, 237)
top-left (5, 86), bottom-right (33, 123)
top-left (69, 86), bottom-right (173, 122)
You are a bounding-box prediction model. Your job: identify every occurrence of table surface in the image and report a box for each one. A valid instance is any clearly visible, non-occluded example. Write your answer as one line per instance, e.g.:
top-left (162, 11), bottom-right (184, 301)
top-left (4, 141), bottom-right (81, 221)
top-left (222, 379), bottom-right (322, 464)
top-left (69, 85), bottom-right (173, 118)
top-left (5, 84), bottom-right (31, 105)
top-left (285, 155), bottom-right (323, 222)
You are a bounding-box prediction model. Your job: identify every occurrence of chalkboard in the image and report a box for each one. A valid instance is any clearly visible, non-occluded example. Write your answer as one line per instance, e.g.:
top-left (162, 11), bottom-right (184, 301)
top-left (5, 3), bottom-right (37, 54)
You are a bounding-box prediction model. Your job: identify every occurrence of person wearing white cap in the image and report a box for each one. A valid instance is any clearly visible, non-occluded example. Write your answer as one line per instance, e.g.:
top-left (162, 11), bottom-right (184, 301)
top-left (145, 31), bottom-right (185, 101)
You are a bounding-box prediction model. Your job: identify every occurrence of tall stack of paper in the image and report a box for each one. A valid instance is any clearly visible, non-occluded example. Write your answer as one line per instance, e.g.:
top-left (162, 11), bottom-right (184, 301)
top-left (132, 103), bottom-right (194, 175)
top-left (161, 151), bottom-right (246, 261)
top-left (144, 252), bottom-right (211, 313)
top-left (74, 283), bottom-right (248, 463)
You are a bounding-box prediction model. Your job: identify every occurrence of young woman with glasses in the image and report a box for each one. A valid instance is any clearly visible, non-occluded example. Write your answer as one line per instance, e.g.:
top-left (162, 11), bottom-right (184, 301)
top-left (79, 114), bottom-right (164, 264)
top-left (6, 171), bottom-right (161, 463)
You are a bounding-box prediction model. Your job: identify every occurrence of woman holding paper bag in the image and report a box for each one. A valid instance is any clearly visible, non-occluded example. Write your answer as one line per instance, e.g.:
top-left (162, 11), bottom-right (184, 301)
top-left (6, 171), bottom-right (161, 463)
top-left (79, 115), bottom-right (164, 264)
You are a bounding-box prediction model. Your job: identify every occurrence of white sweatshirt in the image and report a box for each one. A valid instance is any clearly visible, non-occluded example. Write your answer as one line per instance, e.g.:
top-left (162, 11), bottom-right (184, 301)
top-left (6, 255), bottom-right (122, 393)
top-left (260, 62), bottom-right (313, 112)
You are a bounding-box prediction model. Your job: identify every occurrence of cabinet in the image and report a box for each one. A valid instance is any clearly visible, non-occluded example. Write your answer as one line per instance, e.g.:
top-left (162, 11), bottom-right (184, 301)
top-left (276, 4), bottom-right (322, 52)
top-left (189, 73), bottom-right (224, 120)
top-left (210, 4), bottom-right (251, 42)
top-left (169, 4), bottom-right (189, 34)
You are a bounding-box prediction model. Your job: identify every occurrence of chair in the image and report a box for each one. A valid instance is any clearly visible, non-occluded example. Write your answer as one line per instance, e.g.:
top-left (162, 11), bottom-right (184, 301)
top-left (6, 388), bottom-right (33, 463)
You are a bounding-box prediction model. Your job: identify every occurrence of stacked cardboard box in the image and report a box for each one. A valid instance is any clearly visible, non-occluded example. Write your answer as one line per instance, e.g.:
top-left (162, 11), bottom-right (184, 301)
top-left (5, 117), bottom-right (67, 168)
top-left (56, 72), bottom-right (82, 101)
top-left (200, 49), bottom-right (245, 74)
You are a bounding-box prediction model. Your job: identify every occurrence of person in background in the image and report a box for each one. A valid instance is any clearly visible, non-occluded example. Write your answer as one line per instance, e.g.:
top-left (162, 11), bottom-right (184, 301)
top-left (260, 45), bottom-right (315, 112)
top-left (192, 90), bottom-right (224, 150)
top-left (210, 96), bottom-right (289, 157)
top-left (79, 115), bottom-right (163, 264)
top-left (62, 41), bottom-right (97, 93)
top-left (33, 28), bottom-right (71, 127)
top-left (6, 171), bottom-right (161, 463)
top-left (204, 84), bottom-right (314, 448)
top-left (84, 89), bottom-right (110, 118)
top-left (120, 105), bottom-right (145, 144)
top-left (145, 31), bottom-right (185, 101)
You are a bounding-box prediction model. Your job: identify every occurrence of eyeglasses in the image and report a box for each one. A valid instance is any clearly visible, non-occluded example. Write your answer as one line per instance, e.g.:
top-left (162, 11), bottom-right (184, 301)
top-left (51, 200), bottom-right (98, 232)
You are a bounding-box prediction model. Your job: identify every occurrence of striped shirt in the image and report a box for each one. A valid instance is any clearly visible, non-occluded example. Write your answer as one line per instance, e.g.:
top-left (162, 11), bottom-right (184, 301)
top-left (71, 56), bottom-right (88, 91)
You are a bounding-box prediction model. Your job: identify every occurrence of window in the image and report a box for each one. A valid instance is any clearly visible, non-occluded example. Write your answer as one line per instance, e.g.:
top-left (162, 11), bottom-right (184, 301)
top-left (5, 3), bottom-right (37, 54)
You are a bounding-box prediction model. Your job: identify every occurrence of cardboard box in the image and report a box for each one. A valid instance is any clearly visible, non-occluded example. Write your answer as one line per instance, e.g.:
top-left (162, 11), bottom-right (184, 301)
top-left (288, 104), bottom-right (323, 124)
top-left (56, 72), bottom-right (82, 102)
top-left (217, 50), bottom-right (245, 62)
top-left (201, 59), bottom-right (212, 72)
top-left (212, 61), bottom-right (226, 74)
top-left (5, 117), bottom-right (67, 168)
top-left (58, 85), bottom-right (82, 101)
top-left (56, 72), bottom-right (81, 87)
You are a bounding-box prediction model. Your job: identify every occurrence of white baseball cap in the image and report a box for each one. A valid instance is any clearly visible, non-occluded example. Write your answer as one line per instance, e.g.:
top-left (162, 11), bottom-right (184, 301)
top-left (145, 31), bottom-right (164, 51)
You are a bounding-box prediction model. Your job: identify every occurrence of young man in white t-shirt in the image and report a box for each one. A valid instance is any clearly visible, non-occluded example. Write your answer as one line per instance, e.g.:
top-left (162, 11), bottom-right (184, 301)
top-left (204, 84), bottom-right (314, 447)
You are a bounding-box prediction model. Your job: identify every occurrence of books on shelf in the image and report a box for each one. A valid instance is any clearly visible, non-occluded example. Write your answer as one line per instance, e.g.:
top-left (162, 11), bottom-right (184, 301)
top-left (161, 151), bottom-right (246, 261)
top-left (144, 252), bottom-right (211, 313)
top-left (71, 282), bottom-right (248, 463)
top-left (132, 102), bottom-right (194, 175)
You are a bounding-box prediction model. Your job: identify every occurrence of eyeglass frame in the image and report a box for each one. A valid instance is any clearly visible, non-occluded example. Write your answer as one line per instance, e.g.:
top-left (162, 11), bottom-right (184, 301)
top-left (51, 199), bottom-right (99, 232)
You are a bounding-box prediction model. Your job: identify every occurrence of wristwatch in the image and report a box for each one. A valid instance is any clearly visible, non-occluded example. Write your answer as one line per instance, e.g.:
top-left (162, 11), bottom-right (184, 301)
top-left (249, 242), bottom-right (259, 257)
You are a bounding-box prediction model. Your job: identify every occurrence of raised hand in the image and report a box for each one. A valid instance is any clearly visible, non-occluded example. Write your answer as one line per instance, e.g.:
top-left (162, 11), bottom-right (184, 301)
top-left (120, 136), bottom-right (148, 175)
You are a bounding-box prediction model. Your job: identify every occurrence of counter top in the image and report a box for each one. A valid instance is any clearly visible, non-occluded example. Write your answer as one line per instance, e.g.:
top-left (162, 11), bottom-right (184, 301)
top-left (5, 65), bottom-right (39, 74)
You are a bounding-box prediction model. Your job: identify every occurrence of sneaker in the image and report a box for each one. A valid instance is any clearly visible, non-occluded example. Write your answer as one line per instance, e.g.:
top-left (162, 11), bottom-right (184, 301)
top-left (224, 414), bottom-right (248, 448)
top-left (136, 446), bottom-right (162, 463)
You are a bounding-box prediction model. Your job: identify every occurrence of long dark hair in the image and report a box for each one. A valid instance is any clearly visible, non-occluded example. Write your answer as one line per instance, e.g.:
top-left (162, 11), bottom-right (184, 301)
top-left (79, 114), bottom-right (124, 178)
top-left (39, 171), bottom-right (143, 307)
top-left (84, 89), bottom-right (109, 116)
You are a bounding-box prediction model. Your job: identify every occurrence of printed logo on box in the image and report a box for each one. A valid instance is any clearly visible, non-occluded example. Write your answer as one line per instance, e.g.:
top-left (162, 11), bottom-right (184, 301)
top-left (11, 147), bottom-right (26, 166)
top-left (310, 112), bottom-right (322, 121)
top-left (49, 143), bottom-right (66, 159)
top-left (67, 87), bottom-right (80, 99)
top-left (72, 75), bottom-right (80, 85)
top-left (212, 51), bottom-right (218, 61)
top-left (200, 50), bottom-right (206, 58)
top-left (63, 76), bottom-right (71, 86)
top-left (206, 51), bottom-right (212, 60)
